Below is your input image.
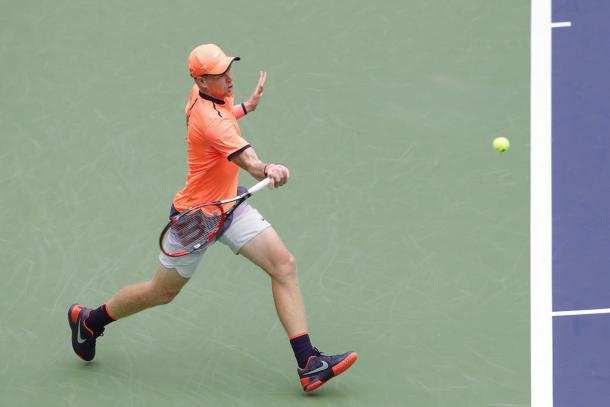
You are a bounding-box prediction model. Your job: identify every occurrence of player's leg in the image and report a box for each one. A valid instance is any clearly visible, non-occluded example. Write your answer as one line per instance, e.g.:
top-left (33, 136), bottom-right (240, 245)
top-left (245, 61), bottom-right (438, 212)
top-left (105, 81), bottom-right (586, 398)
top-left (238, 227), bottom-right (308, 336)
top-left (69, 257), bottom-right (199, 361)
top-left (105, 263), bottom-right (190, 319)
top-left (239, 228), bottom-right (357, 391)
top-left (232, 218), bottom-right (357, 392)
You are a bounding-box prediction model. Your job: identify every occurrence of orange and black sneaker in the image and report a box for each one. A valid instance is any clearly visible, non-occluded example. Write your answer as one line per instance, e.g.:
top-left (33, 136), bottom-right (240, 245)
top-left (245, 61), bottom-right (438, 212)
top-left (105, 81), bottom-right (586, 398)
top-left (297, 348), bottom-right (358, 392)
top-left (68, 304), bottom-right (103, 362)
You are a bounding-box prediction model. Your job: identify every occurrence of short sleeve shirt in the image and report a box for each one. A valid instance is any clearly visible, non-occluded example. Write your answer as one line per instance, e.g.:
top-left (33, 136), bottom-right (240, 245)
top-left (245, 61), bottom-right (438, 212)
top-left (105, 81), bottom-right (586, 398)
top-left (172, 86), bottom-right (250, 212)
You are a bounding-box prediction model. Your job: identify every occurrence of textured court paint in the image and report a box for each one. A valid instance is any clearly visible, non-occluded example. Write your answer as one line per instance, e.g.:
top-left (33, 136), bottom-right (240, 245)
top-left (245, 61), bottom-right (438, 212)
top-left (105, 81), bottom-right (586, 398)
top-left (0, 1), bottom-right (530, 406)
top-left (554, 314), bottom-right (610, 407)
top-left (552, 1), bottom-right (610, 406)
top-left (552, 0), bottom-right (610, 312)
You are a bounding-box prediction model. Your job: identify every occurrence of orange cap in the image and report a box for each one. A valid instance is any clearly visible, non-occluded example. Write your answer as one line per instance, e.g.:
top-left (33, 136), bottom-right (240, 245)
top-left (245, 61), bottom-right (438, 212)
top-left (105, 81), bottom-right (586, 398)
top-left (187, 44), bottom-right (240, 77)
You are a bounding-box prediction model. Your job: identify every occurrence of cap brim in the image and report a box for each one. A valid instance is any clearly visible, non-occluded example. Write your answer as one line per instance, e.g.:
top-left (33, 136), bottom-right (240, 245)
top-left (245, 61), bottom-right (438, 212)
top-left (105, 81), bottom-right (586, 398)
top-left (207, 56), bottom-right (240, 75)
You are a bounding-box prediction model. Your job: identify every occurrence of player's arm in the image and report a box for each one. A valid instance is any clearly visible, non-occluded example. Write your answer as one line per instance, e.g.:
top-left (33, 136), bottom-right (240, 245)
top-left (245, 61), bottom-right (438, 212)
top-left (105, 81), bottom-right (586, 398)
top-left (230, 146), bottom-right (289, 188)
top-left (232, 71), bottom-right (267, 119)
top-left (232, 103), bottom-right (249, 119)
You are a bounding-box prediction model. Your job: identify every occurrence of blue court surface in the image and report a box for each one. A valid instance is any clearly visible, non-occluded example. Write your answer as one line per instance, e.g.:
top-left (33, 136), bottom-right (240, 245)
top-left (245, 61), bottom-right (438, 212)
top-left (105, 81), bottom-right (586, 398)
top-left (551, 0), bottom-right (610, 406)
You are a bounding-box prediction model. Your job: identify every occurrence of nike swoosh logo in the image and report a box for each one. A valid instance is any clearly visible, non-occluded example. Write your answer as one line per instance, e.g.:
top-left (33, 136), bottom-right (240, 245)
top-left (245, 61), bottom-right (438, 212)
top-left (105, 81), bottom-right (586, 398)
top-left (76, 315), bottom-right (88, 345)
top-left (303, 360), bottom-right (329, 376)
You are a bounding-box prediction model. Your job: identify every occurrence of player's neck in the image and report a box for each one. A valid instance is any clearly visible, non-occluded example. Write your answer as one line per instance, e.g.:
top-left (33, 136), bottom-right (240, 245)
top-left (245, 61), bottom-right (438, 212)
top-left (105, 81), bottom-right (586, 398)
top-left (199, 91), bottom-right (225, 104)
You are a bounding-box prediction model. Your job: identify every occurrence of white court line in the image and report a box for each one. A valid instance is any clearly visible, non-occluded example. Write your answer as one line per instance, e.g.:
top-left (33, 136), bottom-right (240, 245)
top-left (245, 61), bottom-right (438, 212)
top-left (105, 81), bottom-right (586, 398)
top-left (553, 308), bottom-right (610, 317)
top-left (551, 21), bottom-right (572, 28)
top-left (531, 0), bottom-right (553, 406)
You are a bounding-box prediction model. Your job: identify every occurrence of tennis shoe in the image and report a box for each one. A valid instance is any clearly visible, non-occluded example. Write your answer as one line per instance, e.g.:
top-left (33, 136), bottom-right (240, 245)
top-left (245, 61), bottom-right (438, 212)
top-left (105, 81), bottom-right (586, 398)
top-left (297, 348), bottom-right (358, 392)
top-left (68, 303), bottom-right (104, 362)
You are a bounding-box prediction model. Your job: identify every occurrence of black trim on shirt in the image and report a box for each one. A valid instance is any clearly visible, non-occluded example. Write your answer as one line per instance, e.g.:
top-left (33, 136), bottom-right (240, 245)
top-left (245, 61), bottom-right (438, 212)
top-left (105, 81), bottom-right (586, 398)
top-left (212, 102), bottom-right (222, 118)
top-left (199, 92), bottom-right (225, 105)
top-left (228, 144), bottom-right (252, 161)
top-left (199, 92), bottom-right (225, 117)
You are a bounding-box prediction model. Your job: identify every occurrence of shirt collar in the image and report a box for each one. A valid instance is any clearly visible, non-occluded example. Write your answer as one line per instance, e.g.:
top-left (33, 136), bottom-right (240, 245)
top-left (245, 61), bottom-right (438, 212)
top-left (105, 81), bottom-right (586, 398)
top-left (199, 92), bottom-right (225, 105)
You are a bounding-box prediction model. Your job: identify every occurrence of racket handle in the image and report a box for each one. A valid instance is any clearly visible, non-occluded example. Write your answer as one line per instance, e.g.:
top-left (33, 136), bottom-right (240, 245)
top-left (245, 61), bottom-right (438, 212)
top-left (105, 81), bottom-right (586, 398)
top-left (248, 178), bottom-right (271, 195)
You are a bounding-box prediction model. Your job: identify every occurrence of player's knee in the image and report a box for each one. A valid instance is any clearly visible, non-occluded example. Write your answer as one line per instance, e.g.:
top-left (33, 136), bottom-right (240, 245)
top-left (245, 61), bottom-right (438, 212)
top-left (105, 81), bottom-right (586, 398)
top-left (285, 254), bottom-right (297, 272)
top-left (271, 254), bottom-right (297, 282)
top-left (158, 290), bottom-right (179, 305)
top-left (153, 286), bottom-right (181, 305)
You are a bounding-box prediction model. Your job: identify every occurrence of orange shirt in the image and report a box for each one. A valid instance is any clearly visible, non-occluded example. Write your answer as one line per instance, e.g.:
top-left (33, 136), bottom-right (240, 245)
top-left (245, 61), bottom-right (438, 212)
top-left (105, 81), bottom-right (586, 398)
top-left (173, 86), bottom-right (250, 212)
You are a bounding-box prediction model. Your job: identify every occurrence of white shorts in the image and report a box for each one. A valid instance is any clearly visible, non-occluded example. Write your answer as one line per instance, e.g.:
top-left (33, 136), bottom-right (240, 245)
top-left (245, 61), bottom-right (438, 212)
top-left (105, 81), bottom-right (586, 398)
top-left (158, 202), bottom-right (271, 278)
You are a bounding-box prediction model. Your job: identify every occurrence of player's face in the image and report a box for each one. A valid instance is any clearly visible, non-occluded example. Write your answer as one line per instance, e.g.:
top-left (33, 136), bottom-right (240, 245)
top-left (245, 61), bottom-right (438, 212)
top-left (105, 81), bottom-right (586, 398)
top-left (202, 66), bottom-right (233, 99)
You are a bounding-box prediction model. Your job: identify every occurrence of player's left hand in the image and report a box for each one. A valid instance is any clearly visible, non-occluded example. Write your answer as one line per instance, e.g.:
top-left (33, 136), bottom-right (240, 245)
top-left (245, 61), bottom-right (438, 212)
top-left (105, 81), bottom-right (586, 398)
top-left (244, 71), bottom-right (267, 113)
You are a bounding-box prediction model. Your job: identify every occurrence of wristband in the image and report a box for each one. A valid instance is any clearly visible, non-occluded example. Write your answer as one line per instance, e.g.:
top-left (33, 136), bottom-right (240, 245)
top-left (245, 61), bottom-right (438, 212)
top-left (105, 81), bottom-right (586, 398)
top-left (263, 164), bottom-right (271, 177)
top-left (241, 103), bottom-right (248, 115)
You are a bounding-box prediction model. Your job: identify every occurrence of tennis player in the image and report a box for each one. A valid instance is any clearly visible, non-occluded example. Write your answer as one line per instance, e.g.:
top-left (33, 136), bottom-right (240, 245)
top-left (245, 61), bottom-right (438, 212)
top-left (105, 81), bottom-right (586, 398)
top-left (68, 43), bottom-right (357, 392)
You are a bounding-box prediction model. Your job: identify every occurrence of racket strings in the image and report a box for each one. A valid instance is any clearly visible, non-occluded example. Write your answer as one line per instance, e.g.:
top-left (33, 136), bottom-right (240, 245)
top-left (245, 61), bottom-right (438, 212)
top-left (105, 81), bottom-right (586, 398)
top-left (159, 183), bottom-right (268, 257)
top-left (168, 208), bottom-right (224, 250)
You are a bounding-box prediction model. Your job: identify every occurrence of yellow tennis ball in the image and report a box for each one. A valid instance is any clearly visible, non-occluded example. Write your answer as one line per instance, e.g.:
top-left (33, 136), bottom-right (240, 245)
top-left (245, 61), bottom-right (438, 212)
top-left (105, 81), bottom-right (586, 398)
top-left (493, 137), bottom-right (510, 152)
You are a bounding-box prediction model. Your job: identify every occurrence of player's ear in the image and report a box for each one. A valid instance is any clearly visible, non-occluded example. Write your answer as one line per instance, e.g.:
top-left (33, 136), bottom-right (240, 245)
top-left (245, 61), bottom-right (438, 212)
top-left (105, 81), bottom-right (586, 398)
top-left (194, 76), bottom-right (207, 90)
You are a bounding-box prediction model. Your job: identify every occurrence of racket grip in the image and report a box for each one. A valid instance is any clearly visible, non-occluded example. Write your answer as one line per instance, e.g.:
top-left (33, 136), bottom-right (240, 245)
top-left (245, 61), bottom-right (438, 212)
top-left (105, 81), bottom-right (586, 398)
top-left (248, 178), bottom-right (271, 195)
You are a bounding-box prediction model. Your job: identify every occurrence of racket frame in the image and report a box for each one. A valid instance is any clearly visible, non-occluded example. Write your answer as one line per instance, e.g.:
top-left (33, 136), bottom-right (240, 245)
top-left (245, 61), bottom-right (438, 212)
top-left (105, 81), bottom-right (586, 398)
top-left (159, 178), bottom-right (270, 257)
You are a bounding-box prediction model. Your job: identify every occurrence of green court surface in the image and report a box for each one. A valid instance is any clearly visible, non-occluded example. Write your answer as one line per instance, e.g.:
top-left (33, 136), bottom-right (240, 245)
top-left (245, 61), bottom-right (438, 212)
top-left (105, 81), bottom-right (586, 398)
top-left (0, 1), bottom-right (530, 406)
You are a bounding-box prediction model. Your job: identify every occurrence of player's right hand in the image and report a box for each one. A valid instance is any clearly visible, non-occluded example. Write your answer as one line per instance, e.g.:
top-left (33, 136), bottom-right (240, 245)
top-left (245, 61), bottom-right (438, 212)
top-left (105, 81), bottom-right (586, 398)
top-left (265, 164), bottom-right (289, 188)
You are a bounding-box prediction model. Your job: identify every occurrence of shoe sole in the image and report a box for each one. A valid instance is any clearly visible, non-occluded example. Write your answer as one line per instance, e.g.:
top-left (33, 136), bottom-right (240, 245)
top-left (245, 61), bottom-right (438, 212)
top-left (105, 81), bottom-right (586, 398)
top-left (304, 352), bottom-right (358, 392)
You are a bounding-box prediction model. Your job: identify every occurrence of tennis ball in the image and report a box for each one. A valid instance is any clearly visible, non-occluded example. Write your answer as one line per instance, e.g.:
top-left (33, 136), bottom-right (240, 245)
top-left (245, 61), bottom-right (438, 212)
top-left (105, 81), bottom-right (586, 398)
top-left (493, 137), bottom-right (510, 152)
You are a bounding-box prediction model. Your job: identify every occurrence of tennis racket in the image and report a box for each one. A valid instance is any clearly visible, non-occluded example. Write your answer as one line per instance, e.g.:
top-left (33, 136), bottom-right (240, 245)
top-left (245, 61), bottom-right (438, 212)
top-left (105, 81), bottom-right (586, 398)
top-left (159, 178), bottom-right (271, 257)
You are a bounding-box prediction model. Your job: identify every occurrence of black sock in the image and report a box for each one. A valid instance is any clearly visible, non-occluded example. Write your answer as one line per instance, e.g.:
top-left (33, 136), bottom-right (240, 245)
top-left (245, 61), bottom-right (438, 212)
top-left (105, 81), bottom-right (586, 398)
top-left (290, 332), bottom-right (316, 369)
top-left (85, 304), bottom-right (115, 333)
